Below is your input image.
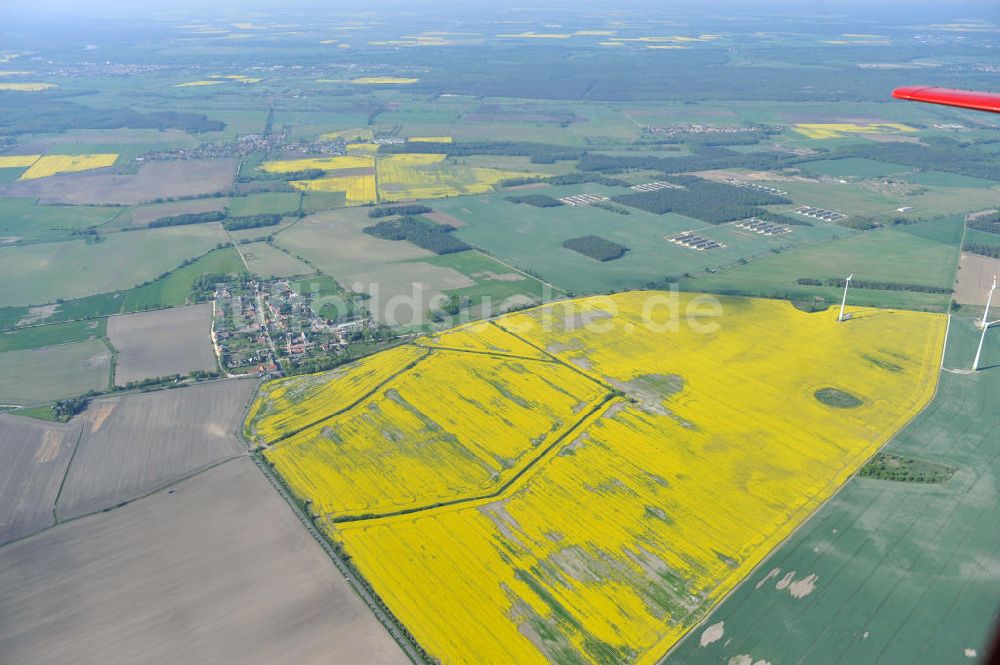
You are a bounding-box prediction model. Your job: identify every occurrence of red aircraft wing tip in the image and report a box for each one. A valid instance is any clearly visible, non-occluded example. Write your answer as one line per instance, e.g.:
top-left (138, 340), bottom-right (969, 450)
top-left (892, 86), bottom-right (1000, 113)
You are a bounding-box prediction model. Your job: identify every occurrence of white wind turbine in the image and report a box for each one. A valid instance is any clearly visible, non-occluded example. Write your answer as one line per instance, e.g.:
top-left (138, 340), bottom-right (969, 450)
top-left (972, 274), bottom-right (998, 372)
top-left (838, 273), bottom-right (854, 322)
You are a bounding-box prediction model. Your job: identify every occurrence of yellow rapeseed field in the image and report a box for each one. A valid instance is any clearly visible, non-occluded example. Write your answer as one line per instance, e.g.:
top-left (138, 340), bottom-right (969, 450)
top-left (351, 76), bottom-right (419, 84)
top-left (259, 155), bottom-right (374, 173)
top-left (260, 151), bottom-right (537, 204)
top-left (0, 83), bottom-right (56, 91)
top-left (497, 32), bottom-right (573, 39)
top-left (289, 174), bottom-right (378, 205)
top-left (252, 292), bottom-right (945, 664)
top-left (793, 122), bottom-right (917, 139)
top-left (0, 155), bottom-right (40, 168)
top-left (414, 319), bottom-right (550, 358)
top-left (376, 153), bottom-right (542, 202)
top-left (175, 80), bottom-right (226, 87)
top-left (265, 349), bottom-right (607, 517)
top-left (319, 127), bottom-right (374, 142)
top-left (345, 142), bottom-right (379, 155)
top-left (19, 154), bottom-right (118, 180)
top-left (407, 136), bottom-right (453, 143)
top-left (246, 344), bottom-right (428, 445)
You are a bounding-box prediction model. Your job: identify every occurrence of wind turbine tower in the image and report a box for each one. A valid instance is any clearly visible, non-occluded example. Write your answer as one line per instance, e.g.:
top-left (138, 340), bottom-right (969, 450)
top-left (980, 274), bottom-right (996, 329)
top-left (838, 273), bottom-right (854, 322)
top-left (972, 275), bottom-right (998, 372)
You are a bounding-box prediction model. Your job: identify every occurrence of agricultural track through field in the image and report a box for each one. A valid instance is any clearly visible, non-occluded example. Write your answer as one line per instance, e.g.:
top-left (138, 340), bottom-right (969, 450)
top-left (329, 392), bottom-right (618, 523)
top-left (259, 330), bottom-right (618, 522)
top-left (302, 322), bottom-right (622, 522)
top-left (263, 348), bottom-right (433, 446)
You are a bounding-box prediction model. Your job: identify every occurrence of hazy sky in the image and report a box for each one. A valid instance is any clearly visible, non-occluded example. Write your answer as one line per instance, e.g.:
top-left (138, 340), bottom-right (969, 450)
top-left (3, 0), bottom-right (999, 15)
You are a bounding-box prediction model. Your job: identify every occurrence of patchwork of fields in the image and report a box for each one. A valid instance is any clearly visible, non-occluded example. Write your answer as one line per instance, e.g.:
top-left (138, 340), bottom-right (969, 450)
top-left (667, 316), bottom-right (1000, 664)
top-left (248, 292), bottom-right (945, 664)
top-left (3, 15), bottom-right (1000, 663)
top-left (260, 152), bottom-right (542, 205)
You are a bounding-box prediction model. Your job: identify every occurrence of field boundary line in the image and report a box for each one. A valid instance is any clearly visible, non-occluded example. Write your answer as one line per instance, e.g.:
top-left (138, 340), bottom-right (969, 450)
top-left (493, 320), bottom-right (614, 391)
top-left (258, 348), bottom-right (433, 447)
top-left (471, 249), bottom-right (565, 293)
top-left (412, 342), bottom-right (558, 364)
top-left (50, 424), bottom-right (85, 526)
top-left (225, 225), bottom-right (251, 272)
top-left (3, 454), bottom-right (245, 551)
top-left (102, 335), bottom-right (118, 389)
top-left (659, 315), bottom-right (951, 663)
top-left (331, 393), bottom-right (618, 524)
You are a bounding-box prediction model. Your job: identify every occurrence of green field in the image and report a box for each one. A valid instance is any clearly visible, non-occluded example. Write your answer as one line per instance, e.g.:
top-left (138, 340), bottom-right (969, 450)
top-left (120, 246), bottom-right (246, 310)
top-left (681, 217), bottom-right (963, 312)
top-left (0, 338), bottom-right (111, 405)
top-left (433, 187), bottom-right (852, 294)
top-left (0, 318), bottom-right (105, 352)
top-left (0, 247), bottom-right (245, 329)
top-left (418, 249), bottom-right (549, 317)
top-left (964, 229), bottom-right (1000, 249)
top-left (228, 191), bottom-right (302, 217)
top-left (0, 224), bottom-right (229, 307)
top-left (800, 158), bottom-right (913, 179)
top-left (241, 241), bottom-right (314, 278)
top-left (0, 197), bottom-right (123, 243)
top-left (906, 171), bottom-right (999, 189)
top-left (667, 315), bottom-right (1000, 664)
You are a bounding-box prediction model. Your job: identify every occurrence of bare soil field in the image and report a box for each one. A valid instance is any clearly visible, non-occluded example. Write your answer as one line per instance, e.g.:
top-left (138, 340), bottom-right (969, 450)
top-left (275, 208), bottom-right (475, 323)
top-left (692, 168), bottom-right (803, 182)
top-left (0, 457), bottom-right (408, 665)
top-left (0, 159), bottom-right (236, 205)
top-left (55, 379), bottom-right (256, 520)
top-left (128, 198), bottom-right (230, 227)
top-left (0, 414), bottom-right (81, 545)
top-left (108, 303), bottom-right (217, 385)
top-left (955, 252), bottom-right (1000, 311)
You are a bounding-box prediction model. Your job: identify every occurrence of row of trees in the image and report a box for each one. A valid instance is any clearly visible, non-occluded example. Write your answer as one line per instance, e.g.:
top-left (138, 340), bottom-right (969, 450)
top-left (964, 243), bottom-right (1000, 258)
top-left (147, 212), bottom-right (283, 231)
top-left (148, 211), bottom-right (227, 228)
top-left (968, 213), bottom-right (1000, 235)
top-left (505, 194), bottom-right (563, 208)
top-left (796, 277), bottom-right (951, 294)
top-left (367, 204), bottom-right (433, 218)
top-left (222, 213), bottom-right (283, 231)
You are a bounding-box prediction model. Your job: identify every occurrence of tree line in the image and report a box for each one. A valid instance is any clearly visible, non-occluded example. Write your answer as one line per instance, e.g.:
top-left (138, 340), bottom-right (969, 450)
top-left (368, 204), bottom-right (433, 218)
top-left (148, 211), bottom-right (283, 231)
top-left (796, 277), bottom-right (951, 294)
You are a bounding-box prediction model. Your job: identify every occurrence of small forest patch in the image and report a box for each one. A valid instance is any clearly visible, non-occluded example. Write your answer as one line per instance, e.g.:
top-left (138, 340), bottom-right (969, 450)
top-left (561, 235), bottom-right (629, 262)
top-left (859, 452), bottom-right (956, 484)
top-left (814, 387), bottom-right (863, 408)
